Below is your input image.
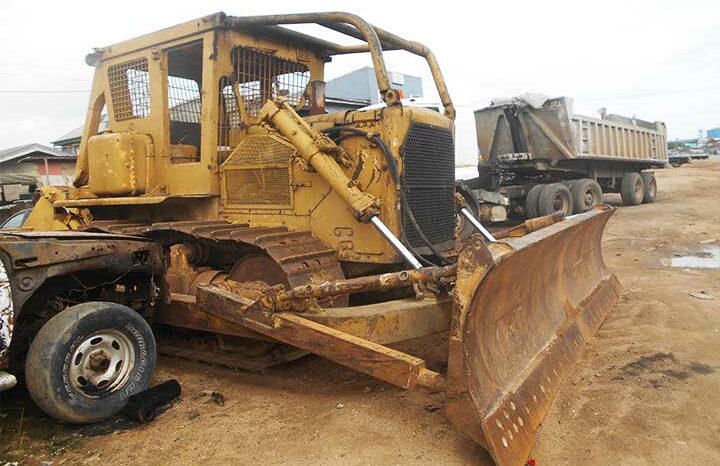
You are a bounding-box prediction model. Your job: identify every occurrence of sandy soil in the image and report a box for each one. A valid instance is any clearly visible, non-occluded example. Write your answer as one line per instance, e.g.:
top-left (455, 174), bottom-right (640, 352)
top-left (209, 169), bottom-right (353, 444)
top-left (2, 160), bottom-right (719, 466)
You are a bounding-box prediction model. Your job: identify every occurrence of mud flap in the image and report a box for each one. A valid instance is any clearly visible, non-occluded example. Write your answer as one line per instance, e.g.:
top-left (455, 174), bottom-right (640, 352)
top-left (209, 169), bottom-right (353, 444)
top-left (447, 206), bottom-right (621, 466)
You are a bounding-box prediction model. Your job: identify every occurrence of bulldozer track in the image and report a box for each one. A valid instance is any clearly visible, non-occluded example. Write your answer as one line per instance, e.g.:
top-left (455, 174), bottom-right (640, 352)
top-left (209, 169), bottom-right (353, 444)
top-left (158, 342), bottom-right (308, 373)
top-left (84, 220), bottom-right (345, 293)
top-left (82, 220), bottom-right (347, 370)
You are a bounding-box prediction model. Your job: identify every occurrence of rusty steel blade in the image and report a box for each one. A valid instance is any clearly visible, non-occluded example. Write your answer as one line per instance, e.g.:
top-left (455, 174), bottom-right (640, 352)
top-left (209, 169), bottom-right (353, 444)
top-left (446, 206), bottom-right (622, 466)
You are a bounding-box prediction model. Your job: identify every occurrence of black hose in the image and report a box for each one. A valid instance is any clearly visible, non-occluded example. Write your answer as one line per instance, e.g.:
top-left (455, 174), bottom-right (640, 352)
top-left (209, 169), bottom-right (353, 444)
top-left (321, 127), bottom-right (400, 183)
top-left (321, 127), bottom-right (453, 266)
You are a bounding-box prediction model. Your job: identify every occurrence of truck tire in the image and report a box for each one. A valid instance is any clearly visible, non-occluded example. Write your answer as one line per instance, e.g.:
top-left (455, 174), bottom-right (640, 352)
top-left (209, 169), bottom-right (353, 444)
top-left (640, 172), bottom-right (657, 203)
top-left (537, 183), bottom-right (573, 217)
top-left (25, 302), bottom-right (156, 424)
top-left (524, 184), bottom-right (544, 219)
top-left (570, 179), bottom-right (603, 214)
top-left (620, 172), bottom-right (644, 206)
top-left (562, 180), bottom-right (578, 190)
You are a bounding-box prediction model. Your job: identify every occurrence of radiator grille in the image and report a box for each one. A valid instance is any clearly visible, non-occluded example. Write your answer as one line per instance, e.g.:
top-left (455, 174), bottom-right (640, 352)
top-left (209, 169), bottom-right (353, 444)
top-left (225, 168), bottom-right (291, 205)
top-left (401, 123), bottom-right (455, 248)
top-left (225, 135), bottom-right (294, 165)
top-left (223, 135), bottom-right (293, 207)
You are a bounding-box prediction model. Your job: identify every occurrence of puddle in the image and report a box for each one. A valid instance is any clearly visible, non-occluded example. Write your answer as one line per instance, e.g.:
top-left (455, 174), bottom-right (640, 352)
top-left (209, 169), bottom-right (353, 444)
top-left (663, 246), bottom-right (720, 269)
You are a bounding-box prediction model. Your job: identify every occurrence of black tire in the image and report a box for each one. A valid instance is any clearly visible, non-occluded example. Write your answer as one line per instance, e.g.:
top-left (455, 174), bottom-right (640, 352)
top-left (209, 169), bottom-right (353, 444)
top-left (620, 172), bottom-right (644, 206)
top-left (537, 183), bottom-right (573, 217)
top-left (570, 179), bottom-right (603, 214)
top-left (562, 179), bottom-right (578, 190)
top-left (524, 184), bottom-right (544, 219)
top-left (640, 172), bottom-right (657, 203)
top-left (25, 302), bottom-right (156, 423)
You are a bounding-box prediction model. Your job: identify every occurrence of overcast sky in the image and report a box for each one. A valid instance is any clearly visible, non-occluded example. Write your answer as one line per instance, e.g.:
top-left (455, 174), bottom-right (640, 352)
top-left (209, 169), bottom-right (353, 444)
top-left (0, 0), bottom-right (718, 150)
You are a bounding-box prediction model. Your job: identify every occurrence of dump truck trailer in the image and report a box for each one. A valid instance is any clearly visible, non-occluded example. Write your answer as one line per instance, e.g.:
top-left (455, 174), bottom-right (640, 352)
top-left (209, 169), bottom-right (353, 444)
top-left (0, 14), bottom-right (621, 466)
top-left (463, 95), bottom-right (668, 221)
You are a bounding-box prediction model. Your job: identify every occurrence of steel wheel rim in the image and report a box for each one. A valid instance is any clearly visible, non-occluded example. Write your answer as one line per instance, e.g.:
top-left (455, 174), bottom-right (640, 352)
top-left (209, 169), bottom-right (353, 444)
top-left (68, 330), bottom-right (136, 398)
top-left (634, 180), bottom-right (643, 200)
top-left (649, 179), bottom-right (657, 197)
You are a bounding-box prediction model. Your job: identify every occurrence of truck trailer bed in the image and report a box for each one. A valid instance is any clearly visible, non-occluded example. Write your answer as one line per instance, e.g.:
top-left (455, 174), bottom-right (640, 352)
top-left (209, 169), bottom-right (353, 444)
top-left (475, 95), bottom-right (667, 168)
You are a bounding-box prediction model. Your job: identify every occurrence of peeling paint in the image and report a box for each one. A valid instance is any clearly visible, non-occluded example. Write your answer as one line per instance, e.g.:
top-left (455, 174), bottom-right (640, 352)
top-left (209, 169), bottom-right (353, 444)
top-left (0, 260), bottom-right (13, 362)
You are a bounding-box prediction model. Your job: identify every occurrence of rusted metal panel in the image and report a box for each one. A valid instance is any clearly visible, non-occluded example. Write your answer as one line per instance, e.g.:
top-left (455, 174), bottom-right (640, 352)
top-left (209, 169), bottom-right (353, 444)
top-left (0, 232), bottom-right (164, 369)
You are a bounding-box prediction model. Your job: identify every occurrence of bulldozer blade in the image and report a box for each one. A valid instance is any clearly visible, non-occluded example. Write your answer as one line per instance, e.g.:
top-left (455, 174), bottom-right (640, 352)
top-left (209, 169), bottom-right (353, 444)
top-left (446, 206), bottom-right (621, 466)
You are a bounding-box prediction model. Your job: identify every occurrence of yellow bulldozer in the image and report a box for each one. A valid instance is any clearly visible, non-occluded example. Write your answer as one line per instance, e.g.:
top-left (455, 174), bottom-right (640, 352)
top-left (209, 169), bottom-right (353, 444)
top-left (0, 12), bottom-right (621, 466)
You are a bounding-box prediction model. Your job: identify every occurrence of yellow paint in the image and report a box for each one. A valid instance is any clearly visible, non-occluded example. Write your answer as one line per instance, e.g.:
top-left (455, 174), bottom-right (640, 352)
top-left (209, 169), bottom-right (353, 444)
top-left (25, 13), bottom-right (454, 265)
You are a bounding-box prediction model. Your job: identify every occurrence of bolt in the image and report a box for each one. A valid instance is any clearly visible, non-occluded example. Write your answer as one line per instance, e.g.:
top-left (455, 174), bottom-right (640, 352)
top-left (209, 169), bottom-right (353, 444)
top-left (88, 351), bottom-right (110, 372)
top-left (17, 275), bottom-right (35, 291)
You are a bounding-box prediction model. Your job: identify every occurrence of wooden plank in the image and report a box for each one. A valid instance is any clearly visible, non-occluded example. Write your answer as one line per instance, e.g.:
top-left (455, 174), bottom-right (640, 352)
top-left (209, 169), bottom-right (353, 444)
top-left (272, 312), bottom-right (429, 389)
top-left (197, 285), bottom-right (445, 390)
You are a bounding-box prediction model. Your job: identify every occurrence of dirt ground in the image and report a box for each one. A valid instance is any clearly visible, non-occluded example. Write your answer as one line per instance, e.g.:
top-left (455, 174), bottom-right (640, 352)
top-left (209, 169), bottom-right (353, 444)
top-left (1, 160), bottom-right (719, 466)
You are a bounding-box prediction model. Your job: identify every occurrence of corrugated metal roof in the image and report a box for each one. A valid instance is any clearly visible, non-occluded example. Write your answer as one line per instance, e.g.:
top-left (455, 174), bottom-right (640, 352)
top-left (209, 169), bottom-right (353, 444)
top-left (0, 143), bottom-right (75, 165)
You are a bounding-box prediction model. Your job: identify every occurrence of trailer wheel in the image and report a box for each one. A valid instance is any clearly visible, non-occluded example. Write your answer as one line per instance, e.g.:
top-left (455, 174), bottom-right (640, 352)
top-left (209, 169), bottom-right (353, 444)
top-left (570, 179), bottom-right (603, 214)
top-left (25, 302), bottom-right (156, 424)
top-left (640, 172), bottom-right (657, 203)
top-left (620, 172), bottom-right (644, 206)
top-left (537, 183), bottom-right (573, 217)
top-left (524, 184), bottom-right (544, 219)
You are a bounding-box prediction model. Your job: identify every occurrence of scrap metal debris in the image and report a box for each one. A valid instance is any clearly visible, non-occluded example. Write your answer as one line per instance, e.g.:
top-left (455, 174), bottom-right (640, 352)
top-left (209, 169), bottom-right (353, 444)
top-left (689, 291), bottom-right (715, 300)
top-left (123, 380), bottom-right (182, 423)
top-left (210, 391), bottom-right (225, 406)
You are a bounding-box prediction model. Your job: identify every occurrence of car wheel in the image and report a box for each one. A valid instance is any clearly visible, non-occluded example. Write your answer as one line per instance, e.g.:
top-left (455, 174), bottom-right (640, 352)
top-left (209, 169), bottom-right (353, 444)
top-left (25, 302), bottom-right (156, 423)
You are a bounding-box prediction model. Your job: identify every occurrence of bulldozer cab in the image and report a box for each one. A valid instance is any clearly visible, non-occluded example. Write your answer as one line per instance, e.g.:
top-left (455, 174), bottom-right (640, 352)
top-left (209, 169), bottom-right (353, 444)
top-left (58, 12), bottom-right (460, 267)
top-left (73, 12), bottom-right (455, 198)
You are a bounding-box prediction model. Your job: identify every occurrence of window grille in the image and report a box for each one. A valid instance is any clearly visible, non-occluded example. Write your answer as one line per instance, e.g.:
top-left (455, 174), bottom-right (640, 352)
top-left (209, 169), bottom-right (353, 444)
top-left (108, 58), bottom-right (150, 121)
top-left (218, 48), bottom-right (310, 149)
top-left (168, 76), bottom-right (201, 123)
top-left (233, 47), bottom-right (310, 117)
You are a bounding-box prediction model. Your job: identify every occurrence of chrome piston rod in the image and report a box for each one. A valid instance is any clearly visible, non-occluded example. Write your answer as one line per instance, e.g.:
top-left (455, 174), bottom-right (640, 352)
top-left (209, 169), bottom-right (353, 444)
top-left (370, 216), bottom-right (422, 269)
top-left (460, 207), bottom-right (496, 242)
